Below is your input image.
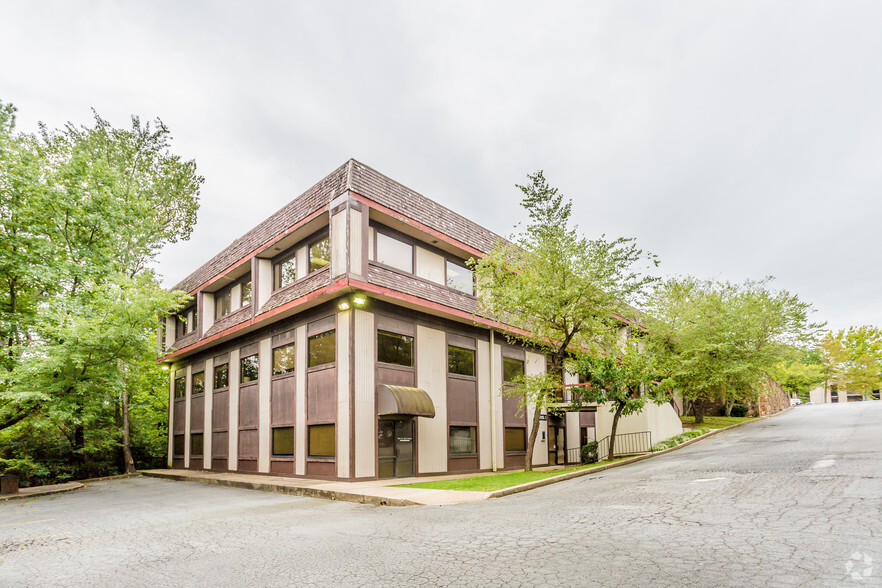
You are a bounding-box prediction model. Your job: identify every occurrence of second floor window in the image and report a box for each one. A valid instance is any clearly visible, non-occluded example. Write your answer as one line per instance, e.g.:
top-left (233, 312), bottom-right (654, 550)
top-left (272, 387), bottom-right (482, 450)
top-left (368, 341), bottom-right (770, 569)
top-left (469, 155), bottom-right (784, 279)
top-left (275, 256), bottom-right (297, 290)
top-left (241, 279), bottom-right (252, 306)
top-left (448, 346), bottom-right (475, 377)
top-left (309, 238), bottom-right (330, 272)
top-left (503, 357), bottom-right (525, 383)
top-left (308, 330), bottom-right (336, 368)
top-left (446, 261), bottom-right (475, 295)
top-left (215, 288), bottom-right (232, 318)
top-left (377, 331), bottom-right (413, 366)
top-left (376, 232), bottom-right (413, 273)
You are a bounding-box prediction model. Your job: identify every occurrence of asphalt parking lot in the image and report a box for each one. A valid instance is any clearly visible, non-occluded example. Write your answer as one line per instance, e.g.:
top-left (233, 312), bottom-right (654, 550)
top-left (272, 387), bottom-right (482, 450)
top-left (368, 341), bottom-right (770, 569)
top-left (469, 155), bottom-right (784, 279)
top-left (1, 402), bottom-right (880, 587)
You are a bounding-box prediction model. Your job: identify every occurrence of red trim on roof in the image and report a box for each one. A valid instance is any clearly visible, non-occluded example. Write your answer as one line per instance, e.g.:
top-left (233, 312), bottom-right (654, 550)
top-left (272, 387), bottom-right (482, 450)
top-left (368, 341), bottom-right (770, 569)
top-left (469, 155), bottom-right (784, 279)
top-left (348, 191), bottom-right (487, 259)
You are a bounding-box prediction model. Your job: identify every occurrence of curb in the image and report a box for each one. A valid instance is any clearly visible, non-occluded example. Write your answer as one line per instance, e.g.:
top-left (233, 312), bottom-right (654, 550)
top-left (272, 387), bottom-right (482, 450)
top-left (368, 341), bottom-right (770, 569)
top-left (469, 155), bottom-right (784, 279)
top-left (141, 471), bottom-right (420, 507)
top-left (0, 481), bottom-right (84, 502)
top-left (487, 407), bottom-right (794, 500)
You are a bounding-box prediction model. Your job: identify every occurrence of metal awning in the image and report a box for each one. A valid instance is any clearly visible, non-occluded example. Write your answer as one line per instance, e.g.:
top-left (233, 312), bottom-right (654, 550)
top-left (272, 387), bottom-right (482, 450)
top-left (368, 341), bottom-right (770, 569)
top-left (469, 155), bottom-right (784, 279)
top-left (377, 384), bottom-right (436, 418)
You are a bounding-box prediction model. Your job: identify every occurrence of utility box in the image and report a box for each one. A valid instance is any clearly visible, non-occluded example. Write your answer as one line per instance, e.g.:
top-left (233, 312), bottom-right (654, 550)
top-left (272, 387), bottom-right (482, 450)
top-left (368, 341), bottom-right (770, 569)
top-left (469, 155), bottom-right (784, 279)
top-left (0, 474), bottom-right (19, 495)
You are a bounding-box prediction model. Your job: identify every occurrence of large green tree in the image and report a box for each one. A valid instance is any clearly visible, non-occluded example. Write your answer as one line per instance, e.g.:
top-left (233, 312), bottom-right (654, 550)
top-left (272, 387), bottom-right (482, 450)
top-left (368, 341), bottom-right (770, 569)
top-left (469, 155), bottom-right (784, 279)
top-left (0, 102), bottom-right (201, 483)
top-left (644, 276), bottom-right (820, 423)
top-left (820, 326), bottom-right (882, 399)
top-left (472, 171), bottom-right (656, 471)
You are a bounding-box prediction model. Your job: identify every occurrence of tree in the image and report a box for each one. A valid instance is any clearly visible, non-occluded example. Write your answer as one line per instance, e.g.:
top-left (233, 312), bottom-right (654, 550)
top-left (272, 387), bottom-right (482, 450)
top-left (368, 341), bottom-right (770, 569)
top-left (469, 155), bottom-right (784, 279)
top-left (570, 340), bottom-right (670, 460)
top-left (769, 345), bottom-right (825, 402)
top-left (0, 102), bottom-right (201, 483)
top-left (471, 171), bottom-right (657, 471)
top-left (644, 276), bottom-right (820, 423)
top-left (820, 326), bottom-right (882, 399)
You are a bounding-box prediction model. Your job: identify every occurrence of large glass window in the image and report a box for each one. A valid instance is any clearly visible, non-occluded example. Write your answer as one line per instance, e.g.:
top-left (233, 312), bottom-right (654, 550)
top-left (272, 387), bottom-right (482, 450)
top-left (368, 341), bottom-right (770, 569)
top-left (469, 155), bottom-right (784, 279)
top-left (503, 357), bottom-right (525, 383)
top-left (240, 354), bottom-right (259, 383)
top-left (449, 426), bottom-right (477, 455)
top-left (446, 261), bottom-right (475, 295)
top-left (504, 427), bottom-right (526, 452)
top-left (174, 377), bottom-right (185, 399)
top-left (308, 331), bottom-right (336, 368)
top-left (173, 434), bottom-right (185, 456)
top-left (241, 280), bottom-right (252, 306)
top-left (273, 343), bottom-right (296, 375)
top-left (377, 331), bottom-right (413, 366)
top-left (191, 371), bottom-right (205, 396)
top-left (275, 257), bottom-right (297, 289)
top-left (191, 433), bottom-right (204, 456)
top-left (309, 238), bottom-right (330, 272)
top-left (215, 288), bottom-right (232, 318)
top-left (214, 363), bottom-right (229, 389)
top-left (272, 427), bottom-right (295, 456)
top-left (308, 424), bottom-right (335, 458)
top-left (448, 345), bottom-right (475, 376)
top-left (376, 232), bottom-right (413, 273)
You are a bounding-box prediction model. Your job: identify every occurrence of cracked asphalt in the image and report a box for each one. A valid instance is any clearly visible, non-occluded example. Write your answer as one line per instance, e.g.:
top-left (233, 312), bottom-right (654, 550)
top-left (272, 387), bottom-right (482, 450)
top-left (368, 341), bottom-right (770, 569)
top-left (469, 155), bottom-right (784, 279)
top-left (1, 402), bottom-right (880, 587)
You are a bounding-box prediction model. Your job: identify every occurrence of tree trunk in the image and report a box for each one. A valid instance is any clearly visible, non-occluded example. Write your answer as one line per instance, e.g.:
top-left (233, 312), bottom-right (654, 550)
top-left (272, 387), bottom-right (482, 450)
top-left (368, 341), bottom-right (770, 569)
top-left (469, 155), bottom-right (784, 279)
top-left (524, 403), bottom-right (543, 472)
top-left (608, 402), bottom-right (625, 461)
top-left (694, 400), bottom-right (706, 424)
top-left (724, 401), bottom-right (733, 417)
top-left (121, 388), bottom-right (136, 474)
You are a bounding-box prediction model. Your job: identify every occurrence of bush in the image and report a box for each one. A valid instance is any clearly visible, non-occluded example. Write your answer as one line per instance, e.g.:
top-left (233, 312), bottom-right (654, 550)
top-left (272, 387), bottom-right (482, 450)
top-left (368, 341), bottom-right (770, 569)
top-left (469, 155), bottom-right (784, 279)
top-left (581, 442), bottom-right (599, 464)
top-left (650, 428), bottom-right (710, 452)
top-left (730, 404), bottom-right (749, 417)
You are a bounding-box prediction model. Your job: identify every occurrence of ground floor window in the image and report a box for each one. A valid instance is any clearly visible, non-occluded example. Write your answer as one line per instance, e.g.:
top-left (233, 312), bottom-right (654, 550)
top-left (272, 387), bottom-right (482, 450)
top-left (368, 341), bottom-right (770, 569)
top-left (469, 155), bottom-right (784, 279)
top-left (173, 434), bottom-right (185, 456)
top-left (504, 427), bottom-right (526, 452)
top-left (191, 433), bottom-right (204, 456)
top-left (308, 424), bottom-right (335, 458)
top-left (580, 427), bottom-right (590, 448)
top-left (449, 426), bottom-right (477, 455)
top-left (272, 426), bottom-right (294, 456)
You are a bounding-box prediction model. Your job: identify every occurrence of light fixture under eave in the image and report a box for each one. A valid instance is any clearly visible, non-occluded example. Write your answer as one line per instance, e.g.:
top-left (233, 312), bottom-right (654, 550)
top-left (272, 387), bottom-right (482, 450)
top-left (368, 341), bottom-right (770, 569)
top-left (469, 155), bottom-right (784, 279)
top-left (352, 295), bottom-right (367, 306)
top-left (338, 301), bottom-right (350, 310)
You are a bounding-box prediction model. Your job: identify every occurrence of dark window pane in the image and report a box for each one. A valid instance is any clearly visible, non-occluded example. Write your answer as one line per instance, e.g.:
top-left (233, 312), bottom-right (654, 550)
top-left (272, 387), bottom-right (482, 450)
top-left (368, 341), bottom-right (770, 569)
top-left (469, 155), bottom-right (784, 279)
top-left (174, 377), bottom-right (185, 399)
top-left (214, 363), bottom-right (229, 389)
top-left (308, 331), bottom-right (336, 368)
top-left (376, 232), bottom-right (413, 273)
top-left (191, 433), bottom-right (204, 456)
top-left (190, 309), bottom-right (197, 333)
top-left (448, 345), bottom-right (475, 376)
top-left (505, 427), bottom-right (526, 452)
top-left (310, 238), bottom-right (330, 272)
top-left (503, 358), bottom-right (525, 383)
top-left (276, 258), bottom-right (296, 289)
top-left (192, 372), bottom-right (205, 396)
top-left (173, 434), bottom-right (185, 456)
top-left (446, 261), bottom-right (474, 295)
top-left (176, 315), bottom-right (186, 338)
top-left (241, 280), bottom-right (252, 305)
top-left (273, 343), bottom-right (296, 375)
top-left (377, 331), bottom-right (413, 366)
top-left (308, 424), bottom-right (335, 458)
top-left (272, 427), bottom-right (294, 456)
top-left (449, 426), bottom-right (477, 455)
top-left (216, 289), bottom-right (231, 318)
top-left (240, 353), bottom-right (259, 383)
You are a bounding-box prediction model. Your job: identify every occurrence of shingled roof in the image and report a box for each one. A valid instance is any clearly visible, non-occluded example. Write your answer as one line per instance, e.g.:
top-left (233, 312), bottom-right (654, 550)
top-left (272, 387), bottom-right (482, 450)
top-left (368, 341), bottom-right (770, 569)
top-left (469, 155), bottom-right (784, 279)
top-left (172, 159), bottom-right (505, 293)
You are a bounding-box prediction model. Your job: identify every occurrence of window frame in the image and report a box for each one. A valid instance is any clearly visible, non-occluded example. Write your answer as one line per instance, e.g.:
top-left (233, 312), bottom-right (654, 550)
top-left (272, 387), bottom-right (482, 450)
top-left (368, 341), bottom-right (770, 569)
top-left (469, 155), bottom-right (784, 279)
top-left (445, 259), bottom-right (475, 296)
top-left (504, 427), bottom-right (527, 453)
top-left (377, 330), bottom-right (414, 367)
top-left (272, 342), bottom-right (296, 377)
top-left (191, 371), bottom-right (205, 397)
top-left (173, 376), bottom-right (186, 400)
top-left (213, 362), bottom-right (230, 390)
top-left (374, 228), bottom-right (415, 274)
top-left (307, 330), bottom-right (336, 370)
top-left (447, 345), bottom-right (476, 378)
top-left (190, 433), bottom-right (204, 457)
top-left (308, 236), bottom-right (330, 273)
top-left (502, 357), bottom-right (525, 384)
top-left (240, 277), bottom-right (252, 307)
top-left (215, 287), bottom-right (232, 319)
top-left (272, 426), bottom-right (295, 457)
top-left (307, 424), bottom-right (336, 459)
top-left (449, 425), bottom-right (478, 456)
top-left (274, 252), bottom-right (298, 291)
top-left (173, 434), bottom-right (185, 457)
top-left (240, 353), bottom-right (259, 384)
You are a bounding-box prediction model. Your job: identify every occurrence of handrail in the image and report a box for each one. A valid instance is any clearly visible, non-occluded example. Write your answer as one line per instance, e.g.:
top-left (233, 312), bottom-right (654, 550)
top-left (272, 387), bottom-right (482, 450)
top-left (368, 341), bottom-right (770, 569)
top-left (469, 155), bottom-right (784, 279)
top-left (567, 431), bottom-right (654, 463)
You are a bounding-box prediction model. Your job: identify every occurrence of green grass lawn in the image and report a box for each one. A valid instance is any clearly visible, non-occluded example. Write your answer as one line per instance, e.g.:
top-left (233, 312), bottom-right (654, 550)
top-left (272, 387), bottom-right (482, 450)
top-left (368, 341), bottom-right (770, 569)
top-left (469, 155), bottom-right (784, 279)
top-left (395, 459), bottom-right (627, 492)
top-left (680, 415), bottom-right (754, 429)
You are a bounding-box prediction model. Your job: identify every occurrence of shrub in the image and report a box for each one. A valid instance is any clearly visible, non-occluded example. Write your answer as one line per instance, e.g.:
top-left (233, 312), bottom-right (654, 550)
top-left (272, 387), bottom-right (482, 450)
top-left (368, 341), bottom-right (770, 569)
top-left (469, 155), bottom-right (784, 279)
top-left (581, 442), bottom-right (599, 464)
top-left (650, 428), bottom-right (710, 452)
top-left (730, 404), bottom-right (749, 417)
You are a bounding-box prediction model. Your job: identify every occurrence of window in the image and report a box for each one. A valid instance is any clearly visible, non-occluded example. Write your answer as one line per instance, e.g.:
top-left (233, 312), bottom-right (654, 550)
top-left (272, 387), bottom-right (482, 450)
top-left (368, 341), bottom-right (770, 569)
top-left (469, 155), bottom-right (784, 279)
top-left (241, 280), bottom-right (252, 306)
top-left (446, 261), bottom-right (475, 295)
top-left (377, 331), bottom-right (413, 366)
top-left (215, 288), bottom-right (232, 318)
top-left (240, 353), bottom-right (259, 383)
top-left (503, 357), bottom-right (525, 383)
top-left (580, 427), bottom-right (590, 449)
top-left (376, 232), bottom-right (413, 273)
top-left (175, 315), bottom-right (187, 339)
top-left (275, 256), bottom-right (297, 289)
top-left (449, 426), bottom-right (477, 455)
top-left (173, 434), bottom-right (185, 456)
top-left (174, 377), bottom-right (185, 399)
top-left (505, 427), bottom-right (526, 452)
top-left (309, 237), bottom-right (330, 272)
top-left (308, 424), bottom-right (335, 458)
top-left (448, 345), bottom-right (475, 376)
top-left (190, 309), bottom-right (197, 333)
top-left (191, 433), bottom-right (204, 456)
top-left (272, 427), bottom-right (294, 456)
top-left (273, 343), bottom-right (296, 375)
top-left (191, 371), bottom-right (205, 396)
top-left (214, 363), bottom-right (229, 389)
top-left (308, 331), bottom-right (336, 368)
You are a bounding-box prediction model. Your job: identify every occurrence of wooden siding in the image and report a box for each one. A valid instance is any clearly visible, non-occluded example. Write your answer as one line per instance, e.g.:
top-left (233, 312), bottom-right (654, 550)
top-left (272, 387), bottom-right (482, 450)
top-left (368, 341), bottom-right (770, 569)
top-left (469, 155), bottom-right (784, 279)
top-left (416, 325), bottom-right (447, 473)
top-left (354, 309), bottom-right (376, 478)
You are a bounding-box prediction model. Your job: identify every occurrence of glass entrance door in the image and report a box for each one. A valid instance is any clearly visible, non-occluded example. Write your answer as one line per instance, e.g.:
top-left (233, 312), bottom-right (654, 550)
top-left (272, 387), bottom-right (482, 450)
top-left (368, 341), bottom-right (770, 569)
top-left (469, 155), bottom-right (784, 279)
top-left (378, 419), bottom-right (415, 479)
top-left (548, 425), bottom-right (565, 465)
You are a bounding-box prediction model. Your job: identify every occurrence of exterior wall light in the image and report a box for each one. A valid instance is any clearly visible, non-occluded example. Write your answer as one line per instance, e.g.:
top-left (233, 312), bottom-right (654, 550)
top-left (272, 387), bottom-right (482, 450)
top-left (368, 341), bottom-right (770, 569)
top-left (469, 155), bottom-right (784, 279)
top-left (353, 295), bottom-right (367, 306)
top-left (338, 301), bottom-right (350, 310)
top-left (339, 294), bottom-right (366, 311)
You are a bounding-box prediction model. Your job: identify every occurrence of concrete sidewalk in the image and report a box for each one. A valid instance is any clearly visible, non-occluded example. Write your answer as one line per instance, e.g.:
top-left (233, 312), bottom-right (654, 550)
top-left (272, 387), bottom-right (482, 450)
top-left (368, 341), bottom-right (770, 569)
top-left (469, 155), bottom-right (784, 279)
top-left (141, 469), bottom-right (492, 506)
top-left (0, 481), bottom-right (83, 501)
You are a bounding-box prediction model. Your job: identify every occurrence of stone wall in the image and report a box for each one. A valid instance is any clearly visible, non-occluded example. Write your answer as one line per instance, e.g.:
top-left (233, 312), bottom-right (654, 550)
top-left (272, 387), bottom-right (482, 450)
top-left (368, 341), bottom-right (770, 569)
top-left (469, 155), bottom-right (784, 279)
top-left (751, 377), bottom-right (790, 417)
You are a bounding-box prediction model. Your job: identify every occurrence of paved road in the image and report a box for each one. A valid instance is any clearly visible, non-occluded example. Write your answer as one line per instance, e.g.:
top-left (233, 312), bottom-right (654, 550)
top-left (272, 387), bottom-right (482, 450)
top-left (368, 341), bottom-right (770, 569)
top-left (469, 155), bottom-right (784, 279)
top-left (1, 403), bottom-right (880, 587)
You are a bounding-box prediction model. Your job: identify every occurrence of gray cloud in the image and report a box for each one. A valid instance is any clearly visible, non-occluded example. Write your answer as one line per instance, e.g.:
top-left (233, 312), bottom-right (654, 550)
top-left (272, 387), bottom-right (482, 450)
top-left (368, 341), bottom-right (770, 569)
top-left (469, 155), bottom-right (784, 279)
top-left (3, 0), bottom-right (881, 331)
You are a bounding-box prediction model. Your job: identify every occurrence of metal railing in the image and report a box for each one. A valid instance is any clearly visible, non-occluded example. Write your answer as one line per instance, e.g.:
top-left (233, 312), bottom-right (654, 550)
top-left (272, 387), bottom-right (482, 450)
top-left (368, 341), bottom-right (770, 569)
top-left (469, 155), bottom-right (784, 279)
top-left (566, 431), bottom-right (654, 464)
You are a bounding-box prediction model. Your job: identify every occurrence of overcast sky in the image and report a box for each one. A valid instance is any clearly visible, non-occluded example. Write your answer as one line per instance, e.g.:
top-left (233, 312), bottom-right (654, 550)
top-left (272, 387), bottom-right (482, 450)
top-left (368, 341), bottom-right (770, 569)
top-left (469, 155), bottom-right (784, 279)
top-left (3, 1), bottom-right (881, 332)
